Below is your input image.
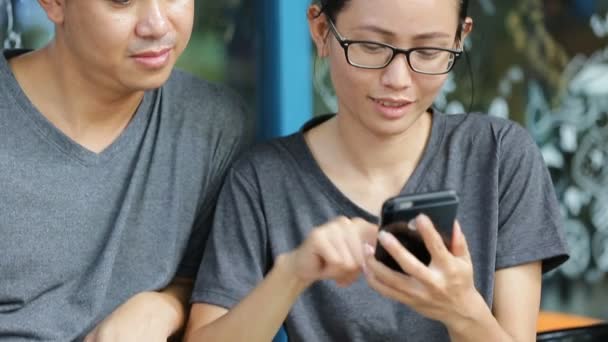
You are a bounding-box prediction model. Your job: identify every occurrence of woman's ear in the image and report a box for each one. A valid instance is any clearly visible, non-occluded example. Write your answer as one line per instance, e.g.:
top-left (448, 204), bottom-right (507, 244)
top-left (459, 17), bottom-right (474, 48)
top-left (307, 5), bottom-right (330, 57)
top-left (38, 0), bottom-right (66, 25)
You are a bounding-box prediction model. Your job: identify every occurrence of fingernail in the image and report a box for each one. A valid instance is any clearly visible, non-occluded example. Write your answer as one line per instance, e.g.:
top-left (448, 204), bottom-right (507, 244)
top-left (378, 231), bottom-right (393, 245)
top-left (407, 219), bottom-right (417, 231)
top-left (418, 214), bottom-right (430, 223)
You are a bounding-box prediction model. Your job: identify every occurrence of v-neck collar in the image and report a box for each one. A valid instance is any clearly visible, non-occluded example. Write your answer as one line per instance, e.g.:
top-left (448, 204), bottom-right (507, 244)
top-left (1, 49), bottom-right (156, 166)
top-left (290, 109), bottom-right (447, 222)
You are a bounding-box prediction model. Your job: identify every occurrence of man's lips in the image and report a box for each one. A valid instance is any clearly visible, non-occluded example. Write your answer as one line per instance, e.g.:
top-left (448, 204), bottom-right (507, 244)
top-left (131, 47), bottom-right (172, 58)
top-left (130, 48), bottom-right (173, 69)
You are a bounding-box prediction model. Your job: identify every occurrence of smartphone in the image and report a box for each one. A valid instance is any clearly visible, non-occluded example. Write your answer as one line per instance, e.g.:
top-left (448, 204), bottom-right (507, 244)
top-left (374, 190), bottom-right (459, 272)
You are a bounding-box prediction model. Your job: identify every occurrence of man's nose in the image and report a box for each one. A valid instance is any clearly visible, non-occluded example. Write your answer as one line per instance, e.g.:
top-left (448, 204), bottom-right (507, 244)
top-left (135, 0), bottom-right (170, 39)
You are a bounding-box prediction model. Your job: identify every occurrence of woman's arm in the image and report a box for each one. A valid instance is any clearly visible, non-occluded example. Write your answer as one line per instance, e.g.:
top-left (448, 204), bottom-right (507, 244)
top-left (491, 262), bottom-right (542, 341)
top-left (443, 262), bottom-right (541, 342)
top-left (184, 254), bottom-right (308, 342)
top-left (364, 215), bottom-right (541, 342)
top-left (185, 217), bottom-right (378, 342)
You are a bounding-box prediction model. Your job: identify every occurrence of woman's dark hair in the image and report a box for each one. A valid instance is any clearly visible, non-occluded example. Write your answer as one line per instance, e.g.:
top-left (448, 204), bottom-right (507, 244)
top-left (316, 0), bottom-right (469, 41)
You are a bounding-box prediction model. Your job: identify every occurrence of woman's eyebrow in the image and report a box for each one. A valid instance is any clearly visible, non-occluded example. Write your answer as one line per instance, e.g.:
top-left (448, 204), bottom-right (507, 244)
top-left (411, 32), bottom-right (452, 41)
top-left (352, 25), bottom-right (452, 41)
top-left (352, 25), bottom-right (396, 37)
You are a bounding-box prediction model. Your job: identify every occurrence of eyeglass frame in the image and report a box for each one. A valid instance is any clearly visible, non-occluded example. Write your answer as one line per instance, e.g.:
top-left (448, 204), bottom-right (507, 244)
top-left (326, 18), bottom-right (463, 75)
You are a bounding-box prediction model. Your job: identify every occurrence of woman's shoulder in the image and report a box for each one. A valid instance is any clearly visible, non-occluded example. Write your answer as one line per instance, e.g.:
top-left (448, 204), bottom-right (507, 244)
top-left (233, 114), bottom-right (334, 174)
top-left (441, 112), bottom-right (535, 149)
top-left (229, 132), bottom-right (306, 178)
top-left (442, 111), bottom-right (519, 131)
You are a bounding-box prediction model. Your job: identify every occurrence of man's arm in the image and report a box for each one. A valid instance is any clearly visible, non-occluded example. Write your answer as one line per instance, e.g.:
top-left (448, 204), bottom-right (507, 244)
top-left (84, 277), bottom-right (194, 342)
top-left (155, 277), bottom-right (195, 337)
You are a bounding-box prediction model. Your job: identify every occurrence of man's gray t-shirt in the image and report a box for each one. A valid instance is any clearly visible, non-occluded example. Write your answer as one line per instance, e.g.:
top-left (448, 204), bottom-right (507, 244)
top-left (0, 50), bottom-right (252, 341)
top-left (192, 111), bottom-right (569, 342)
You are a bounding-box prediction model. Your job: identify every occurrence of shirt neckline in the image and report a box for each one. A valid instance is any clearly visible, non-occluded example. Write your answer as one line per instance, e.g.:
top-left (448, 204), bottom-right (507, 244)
top-left (289, 109), bottom-right (447, 222)
top-left (0, 49), bottom-right (156, 166)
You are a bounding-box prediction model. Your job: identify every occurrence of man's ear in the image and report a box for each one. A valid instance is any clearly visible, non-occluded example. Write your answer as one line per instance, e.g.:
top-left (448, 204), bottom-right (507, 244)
top-left (307, 5), bottom-right (330, 57)
top-left (38, 0), bottom-right (66, 25)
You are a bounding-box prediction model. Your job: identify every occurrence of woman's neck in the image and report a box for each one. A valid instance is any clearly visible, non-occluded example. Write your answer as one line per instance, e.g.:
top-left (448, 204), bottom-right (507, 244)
top-left (304, 109), bottom-right (433, 214)
top-left (331, 109), bottom-right (433, 180)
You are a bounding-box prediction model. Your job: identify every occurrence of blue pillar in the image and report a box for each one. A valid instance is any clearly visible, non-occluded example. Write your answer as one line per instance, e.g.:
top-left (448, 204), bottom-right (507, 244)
top-left (256, 2), bottom-right (312, 340)
top-left (257, 0), bottom-right (312, 139)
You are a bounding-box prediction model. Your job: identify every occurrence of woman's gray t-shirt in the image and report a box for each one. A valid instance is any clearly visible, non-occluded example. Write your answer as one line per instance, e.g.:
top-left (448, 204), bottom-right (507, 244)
top-left (193, 111), bottom-right (568, 342)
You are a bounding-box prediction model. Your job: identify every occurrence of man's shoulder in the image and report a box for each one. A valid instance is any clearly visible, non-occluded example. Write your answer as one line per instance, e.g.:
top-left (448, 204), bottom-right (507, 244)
top-left (160, 69), bottom-right (252, 131)
top-left (163, 69), bottom-right (236, 105)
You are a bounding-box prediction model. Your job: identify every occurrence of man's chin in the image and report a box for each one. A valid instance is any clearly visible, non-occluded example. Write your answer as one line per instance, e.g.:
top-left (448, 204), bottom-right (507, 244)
top-left (127, 70), bottom-right (174, 91)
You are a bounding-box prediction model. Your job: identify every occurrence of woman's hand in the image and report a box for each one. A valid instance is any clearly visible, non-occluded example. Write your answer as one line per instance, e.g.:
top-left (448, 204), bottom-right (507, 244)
top-left (283, 216), bottom-right (379, 288)
top-left (363, 214), bottom-right (485, 331)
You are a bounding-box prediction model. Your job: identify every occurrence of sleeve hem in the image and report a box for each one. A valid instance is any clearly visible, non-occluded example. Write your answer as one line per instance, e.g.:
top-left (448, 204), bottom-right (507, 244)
top-left (496, 246), bottom-right (569, 274)
top-left (190, 288), bottom-right (247, 309)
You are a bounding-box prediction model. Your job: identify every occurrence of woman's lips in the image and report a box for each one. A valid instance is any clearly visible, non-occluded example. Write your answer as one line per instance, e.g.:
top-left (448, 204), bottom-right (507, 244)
top-left (371, 97), bottom-right (415, 120)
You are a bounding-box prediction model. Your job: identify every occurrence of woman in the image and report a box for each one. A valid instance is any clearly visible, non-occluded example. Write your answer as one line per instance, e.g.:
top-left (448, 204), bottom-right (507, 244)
top-left (185, 0), bottom-right (568, 341)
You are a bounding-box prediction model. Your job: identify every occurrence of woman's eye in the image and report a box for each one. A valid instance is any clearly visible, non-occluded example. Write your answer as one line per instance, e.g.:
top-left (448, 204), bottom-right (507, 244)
top-left (111, 0), bottom-right (132, 5)
top-left (417, 50), bottom-right (441, 59)
top-left (360, 43), bottom-right (384, 53)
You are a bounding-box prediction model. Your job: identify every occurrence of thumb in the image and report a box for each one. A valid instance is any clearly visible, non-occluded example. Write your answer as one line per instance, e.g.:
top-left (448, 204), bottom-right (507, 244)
top-left (451, 220), bottom-right (471, 260)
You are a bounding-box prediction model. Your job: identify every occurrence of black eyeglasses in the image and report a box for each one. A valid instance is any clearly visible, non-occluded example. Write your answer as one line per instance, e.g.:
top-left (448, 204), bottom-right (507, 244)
top-left (327, 19), bottom-right (462, 75)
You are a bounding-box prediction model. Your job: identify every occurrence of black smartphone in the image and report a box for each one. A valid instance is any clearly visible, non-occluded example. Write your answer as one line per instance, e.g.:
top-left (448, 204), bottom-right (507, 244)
top-left (374, 190), bottom-right (459, 272)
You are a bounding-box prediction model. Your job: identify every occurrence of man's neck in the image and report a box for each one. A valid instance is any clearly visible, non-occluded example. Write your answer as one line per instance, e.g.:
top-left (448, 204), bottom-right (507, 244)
top-left (8, 44), bottom-right (145, 153)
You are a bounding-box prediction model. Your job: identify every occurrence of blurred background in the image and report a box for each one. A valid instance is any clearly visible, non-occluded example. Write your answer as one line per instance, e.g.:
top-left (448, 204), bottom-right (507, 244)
top-left (2, 0), bottom-right (607, 320)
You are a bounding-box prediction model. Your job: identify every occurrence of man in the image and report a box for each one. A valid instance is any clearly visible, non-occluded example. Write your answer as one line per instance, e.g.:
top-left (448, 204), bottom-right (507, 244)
top-left (0, 0), bottom-right (252, 340)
